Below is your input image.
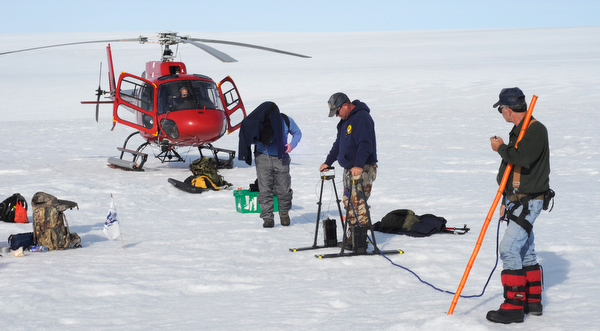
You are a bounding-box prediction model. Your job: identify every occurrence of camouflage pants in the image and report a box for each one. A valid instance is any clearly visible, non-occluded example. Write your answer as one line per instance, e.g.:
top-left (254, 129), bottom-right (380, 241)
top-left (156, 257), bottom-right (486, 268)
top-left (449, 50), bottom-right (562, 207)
top-left (343, 164), bottom-right (377, 228)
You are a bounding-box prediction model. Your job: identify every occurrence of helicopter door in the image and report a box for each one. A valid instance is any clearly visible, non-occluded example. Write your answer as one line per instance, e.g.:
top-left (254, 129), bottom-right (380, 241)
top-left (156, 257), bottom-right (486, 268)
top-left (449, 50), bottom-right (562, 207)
top-left (113, 73), bottom-right (158, 136)
top-left (217, 76), bottom-right (247, 133)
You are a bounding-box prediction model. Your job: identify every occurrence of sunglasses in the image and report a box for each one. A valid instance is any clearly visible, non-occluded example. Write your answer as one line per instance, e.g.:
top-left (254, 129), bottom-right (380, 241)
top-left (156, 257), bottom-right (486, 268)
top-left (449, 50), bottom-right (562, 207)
top-left (498, 105), bottom-right (505, 114)
top-left (336, 103), bottom-right (345, 116)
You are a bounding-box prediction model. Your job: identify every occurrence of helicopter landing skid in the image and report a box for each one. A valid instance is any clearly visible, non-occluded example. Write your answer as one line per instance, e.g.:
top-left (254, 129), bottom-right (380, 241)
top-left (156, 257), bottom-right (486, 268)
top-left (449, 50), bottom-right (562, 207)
top-left (107, 147), bottom-right (148, 171)
top-left (198, 144), bottom-right (235, 169)
top-left (107, 132), bottom-right (149, 171)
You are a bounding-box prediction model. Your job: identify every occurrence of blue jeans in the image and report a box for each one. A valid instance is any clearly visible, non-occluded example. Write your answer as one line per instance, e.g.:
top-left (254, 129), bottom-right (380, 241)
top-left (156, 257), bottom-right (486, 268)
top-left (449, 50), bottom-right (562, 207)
top-left (500, 198), bottom-right (543, 270)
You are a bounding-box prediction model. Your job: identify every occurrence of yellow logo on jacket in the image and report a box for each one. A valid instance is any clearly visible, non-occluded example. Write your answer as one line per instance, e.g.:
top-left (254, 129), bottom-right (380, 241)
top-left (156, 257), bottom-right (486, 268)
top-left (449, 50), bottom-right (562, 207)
top-left (346, 125), bottom-right (352, 135)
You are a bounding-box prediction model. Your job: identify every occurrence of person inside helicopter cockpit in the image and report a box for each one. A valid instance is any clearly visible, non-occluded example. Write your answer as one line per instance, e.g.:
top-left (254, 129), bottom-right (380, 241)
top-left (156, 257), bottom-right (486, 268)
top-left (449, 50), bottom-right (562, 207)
top-left (169, 86), bottom-right (195, 111)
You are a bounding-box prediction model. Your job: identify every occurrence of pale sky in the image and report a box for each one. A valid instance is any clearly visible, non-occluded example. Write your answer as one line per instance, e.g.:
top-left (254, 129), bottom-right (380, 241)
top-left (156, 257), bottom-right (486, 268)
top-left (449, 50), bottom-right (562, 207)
top-left (2, 0), bottom-right (599, 33)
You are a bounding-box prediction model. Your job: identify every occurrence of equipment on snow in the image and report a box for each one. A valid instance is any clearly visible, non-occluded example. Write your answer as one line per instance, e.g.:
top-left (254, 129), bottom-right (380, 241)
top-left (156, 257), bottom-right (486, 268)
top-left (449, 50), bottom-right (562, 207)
top-left (249, 178), bottom-right (259, 192)
top-left (189, 157), bottom-right (232, 187)
top-left (373, 209), bottom-right (469, 237)
top-left (289, 167), bottom-right (403, 258)
top-left (169, 157), bottom-right (232, 193)
top-left (0, 193), bottom-right (28, 223)
top-left (31, 192), bottom-right (81, 250)
top-left (8, 232), bottom-right (35, 250)
top-left (443, 225), bottom-right (470, 235)
top-left (315, 249), bottom-right (404, 259)
top-left (288, 168), bottom-right (346, 252)
top-left (13, 200), bottom-right (28, 223)
top-left (322, 217), bottom-right (338, 247)
top-left (29, 245), bottom-right (49, 252)
top-left (168, 177), bottom-right (206, 194)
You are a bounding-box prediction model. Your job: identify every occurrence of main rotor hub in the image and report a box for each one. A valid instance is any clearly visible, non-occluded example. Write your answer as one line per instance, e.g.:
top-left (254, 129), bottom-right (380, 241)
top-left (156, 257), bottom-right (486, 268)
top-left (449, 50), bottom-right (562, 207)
top-left (157, 31), bottom-right (180, 46)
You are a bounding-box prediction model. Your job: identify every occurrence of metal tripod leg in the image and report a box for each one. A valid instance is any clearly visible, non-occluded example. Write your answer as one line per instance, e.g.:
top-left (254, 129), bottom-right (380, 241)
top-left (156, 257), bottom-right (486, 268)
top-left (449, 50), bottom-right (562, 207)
top-left (311, 175), bottom-right (326, 247)
top-left (331, 176), bottom-right (347, 246)
top-left (311, 169), bottom-right (345, 248)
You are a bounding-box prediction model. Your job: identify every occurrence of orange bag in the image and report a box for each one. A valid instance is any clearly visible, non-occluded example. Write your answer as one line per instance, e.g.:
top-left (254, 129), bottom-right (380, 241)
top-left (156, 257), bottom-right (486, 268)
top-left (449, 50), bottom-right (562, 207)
top-left (14, 200), bottom-right (28, 223)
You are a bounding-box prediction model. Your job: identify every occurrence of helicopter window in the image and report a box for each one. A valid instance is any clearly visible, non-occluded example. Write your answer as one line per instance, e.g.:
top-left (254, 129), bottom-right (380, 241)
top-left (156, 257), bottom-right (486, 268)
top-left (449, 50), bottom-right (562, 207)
top-left (220, 84), bottom-right (240, 109)
top-left (118, 77), bottom-right (153, 112)
top-left (190, 81), bottom-right (224, 111)
top-left (157, 75), bottom-right (178, 81)
top-left (158, 80), bottom-right (224, 114)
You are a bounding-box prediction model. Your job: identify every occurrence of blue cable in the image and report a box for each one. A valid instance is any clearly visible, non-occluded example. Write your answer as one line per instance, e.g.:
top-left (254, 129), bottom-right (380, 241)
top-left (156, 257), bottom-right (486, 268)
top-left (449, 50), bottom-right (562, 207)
top-left (345, 176), bottom-right (502, 299)
top-left (372, 217), bottom-right (502, 298)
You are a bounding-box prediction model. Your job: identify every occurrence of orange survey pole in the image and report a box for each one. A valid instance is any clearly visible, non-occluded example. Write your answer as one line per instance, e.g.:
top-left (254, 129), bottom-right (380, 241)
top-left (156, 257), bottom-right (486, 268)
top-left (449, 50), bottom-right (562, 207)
top-left (447, 95), bottom-right (538, 315)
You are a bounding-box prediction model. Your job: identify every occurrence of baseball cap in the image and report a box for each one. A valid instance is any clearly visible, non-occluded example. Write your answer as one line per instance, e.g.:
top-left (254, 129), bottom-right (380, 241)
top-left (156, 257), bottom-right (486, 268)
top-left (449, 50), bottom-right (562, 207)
top-left (493, 87), bottom-right (525, 108)
top-left (327, 92), bottom-right (350, 117)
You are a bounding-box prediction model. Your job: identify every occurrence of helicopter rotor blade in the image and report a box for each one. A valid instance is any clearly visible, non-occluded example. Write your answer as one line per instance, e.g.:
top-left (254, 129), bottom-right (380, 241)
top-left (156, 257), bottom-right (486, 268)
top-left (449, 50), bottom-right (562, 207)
top-left (177, 38), bottom-right (238, 63)
top-left (0, 33), bottom-right (310, 60)
top-left (187, 38), bottom-right (311, 59)
top-left (0, 38), bottom-right (145, 56)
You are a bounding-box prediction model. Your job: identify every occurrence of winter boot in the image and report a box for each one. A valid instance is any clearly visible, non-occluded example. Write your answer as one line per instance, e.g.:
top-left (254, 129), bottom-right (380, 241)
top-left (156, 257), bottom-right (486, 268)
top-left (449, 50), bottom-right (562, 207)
top-left (524, 264), bottom-right (543, 316)
top-left (279, 212), bottom-right (290, 226)
top-left (262, 218), bottom-right (274, 228)
top-left (486, 269), bottom-right (527, 324)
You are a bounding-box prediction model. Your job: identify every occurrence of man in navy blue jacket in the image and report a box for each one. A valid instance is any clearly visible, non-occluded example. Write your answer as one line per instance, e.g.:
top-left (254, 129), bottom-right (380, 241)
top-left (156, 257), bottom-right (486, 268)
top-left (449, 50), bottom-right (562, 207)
top-left (319, 93), bottom-right (378, 246)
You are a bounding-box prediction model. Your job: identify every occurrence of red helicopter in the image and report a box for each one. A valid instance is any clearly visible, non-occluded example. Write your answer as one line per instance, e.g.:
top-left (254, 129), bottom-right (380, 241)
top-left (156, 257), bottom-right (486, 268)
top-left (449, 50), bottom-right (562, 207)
top-left (1, 31), bottom-right (310, 171)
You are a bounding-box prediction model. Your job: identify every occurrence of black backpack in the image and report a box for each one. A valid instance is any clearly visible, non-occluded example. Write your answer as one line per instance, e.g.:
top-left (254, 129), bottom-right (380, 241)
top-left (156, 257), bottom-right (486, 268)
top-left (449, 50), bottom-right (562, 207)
top-left (373, 209), bottom-right (448, 237)
top-left (0, 193), bottom-right (28, 223)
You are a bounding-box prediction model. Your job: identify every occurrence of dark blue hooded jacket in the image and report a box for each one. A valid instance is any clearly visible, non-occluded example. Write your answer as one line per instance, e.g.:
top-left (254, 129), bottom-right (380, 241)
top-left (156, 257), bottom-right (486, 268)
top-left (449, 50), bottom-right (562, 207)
top-left (324, 100), bottom-right (377, 169)
top-left (238, 102), bottom-right (285, 165)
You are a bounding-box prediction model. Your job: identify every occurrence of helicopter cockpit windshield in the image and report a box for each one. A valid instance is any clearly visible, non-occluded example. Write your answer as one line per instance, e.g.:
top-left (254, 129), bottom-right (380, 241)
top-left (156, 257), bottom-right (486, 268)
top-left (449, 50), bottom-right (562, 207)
top-left (158, 80), bottom-right (225, 114)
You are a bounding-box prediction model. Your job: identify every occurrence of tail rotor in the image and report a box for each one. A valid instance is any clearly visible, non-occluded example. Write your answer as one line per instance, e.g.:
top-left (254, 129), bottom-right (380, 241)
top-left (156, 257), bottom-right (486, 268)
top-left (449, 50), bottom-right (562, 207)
top-left (94, 62), bottom-right (107, 122)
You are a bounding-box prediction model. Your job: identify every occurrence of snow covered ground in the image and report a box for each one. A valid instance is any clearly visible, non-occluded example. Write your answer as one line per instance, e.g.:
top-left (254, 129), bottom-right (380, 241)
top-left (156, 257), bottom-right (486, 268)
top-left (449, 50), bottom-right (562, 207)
top-left (1, 27), bottom-right (599, 330)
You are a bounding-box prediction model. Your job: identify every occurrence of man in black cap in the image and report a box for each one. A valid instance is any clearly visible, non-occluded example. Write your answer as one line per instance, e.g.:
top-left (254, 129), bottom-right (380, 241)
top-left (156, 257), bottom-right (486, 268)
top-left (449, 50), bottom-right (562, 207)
top-left (486, 87), bottom-right (551, 324)
top-left (319, 92), bottom-right (378, 249)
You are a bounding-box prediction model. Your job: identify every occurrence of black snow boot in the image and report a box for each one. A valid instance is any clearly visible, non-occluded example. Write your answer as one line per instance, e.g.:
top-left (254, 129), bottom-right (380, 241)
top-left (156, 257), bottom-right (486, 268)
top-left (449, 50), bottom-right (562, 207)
top-left (262, 218), bottom-right (274, 228)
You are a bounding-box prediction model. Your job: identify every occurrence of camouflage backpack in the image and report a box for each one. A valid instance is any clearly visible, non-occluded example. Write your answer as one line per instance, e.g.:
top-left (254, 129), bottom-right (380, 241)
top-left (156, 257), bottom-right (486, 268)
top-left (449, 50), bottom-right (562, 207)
top-left (31, 192), bottom-right (81, 250)
top-left (189, 157), bottom-right (232, 190)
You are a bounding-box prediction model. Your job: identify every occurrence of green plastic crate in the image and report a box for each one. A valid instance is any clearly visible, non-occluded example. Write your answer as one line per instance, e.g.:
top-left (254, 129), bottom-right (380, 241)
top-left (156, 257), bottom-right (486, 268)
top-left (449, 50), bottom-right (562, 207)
top-left (233, 189), bottom-right (279, 213)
